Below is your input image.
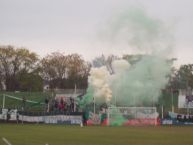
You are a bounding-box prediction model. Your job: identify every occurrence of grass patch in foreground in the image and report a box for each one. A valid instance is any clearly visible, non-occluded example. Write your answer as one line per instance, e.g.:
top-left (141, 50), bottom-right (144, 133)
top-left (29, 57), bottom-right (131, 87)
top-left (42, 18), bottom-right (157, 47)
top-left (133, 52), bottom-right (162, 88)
top-left (0, 124), bottom-right (193, 145)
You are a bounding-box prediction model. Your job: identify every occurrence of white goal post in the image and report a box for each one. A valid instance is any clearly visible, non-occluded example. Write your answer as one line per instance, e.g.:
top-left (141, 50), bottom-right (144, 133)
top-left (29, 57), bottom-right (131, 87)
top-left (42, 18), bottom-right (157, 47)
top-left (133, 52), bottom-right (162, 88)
top-left (107, 107), bottom-right (158, 126)
top-left (2, 94), bottom-right (44, 109)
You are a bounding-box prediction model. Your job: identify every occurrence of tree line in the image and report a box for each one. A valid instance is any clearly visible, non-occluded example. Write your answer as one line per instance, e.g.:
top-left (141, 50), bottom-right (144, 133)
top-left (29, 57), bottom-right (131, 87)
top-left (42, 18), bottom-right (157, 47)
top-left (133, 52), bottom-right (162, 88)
top-left (0, 45), bottom-right (193, 92)
top-left (0, 45), bottom-right (91, 91)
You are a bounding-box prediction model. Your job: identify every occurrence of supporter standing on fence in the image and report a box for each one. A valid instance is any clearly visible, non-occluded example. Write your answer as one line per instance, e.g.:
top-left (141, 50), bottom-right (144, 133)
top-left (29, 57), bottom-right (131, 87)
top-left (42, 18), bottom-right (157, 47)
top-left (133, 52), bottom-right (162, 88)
top-left (70, 97), bottom-right (74, 112)
top-left (59, 98), bottom-right (64, 112)
top-left (22, 96), bottom-right (26, 111)
top-left (54, 99), bottom-right (58, 112)
top-left (44, 97), bottom-right (49, 112)
top-left (6, 108), bottom-right (10, 122)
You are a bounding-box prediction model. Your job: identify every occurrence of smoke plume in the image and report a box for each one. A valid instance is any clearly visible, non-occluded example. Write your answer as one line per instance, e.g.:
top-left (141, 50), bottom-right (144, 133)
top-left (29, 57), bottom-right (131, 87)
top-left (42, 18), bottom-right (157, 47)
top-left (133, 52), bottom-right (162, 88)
top-left (80, 7), bottom-right (173, 121)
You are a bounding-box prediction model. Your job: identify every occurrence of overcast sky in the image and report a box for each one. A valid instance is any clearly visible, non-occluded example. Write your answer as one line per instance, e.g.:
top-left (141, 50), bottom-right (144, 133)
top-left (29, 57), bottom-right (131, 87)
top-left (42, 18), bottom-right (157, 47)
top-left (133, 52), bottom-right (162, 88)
top-left (0, 0), bottom-right (193, 66)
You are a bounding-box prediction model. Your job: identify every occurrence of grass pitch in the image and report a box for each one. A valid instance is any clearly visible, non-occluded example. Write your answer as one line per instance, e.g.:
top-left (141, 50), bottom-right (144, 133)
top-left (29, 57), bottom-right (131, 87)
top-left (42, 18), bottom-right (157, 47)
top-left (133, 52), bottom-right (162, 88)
top-left (0, 124), bottom-right (193, 145)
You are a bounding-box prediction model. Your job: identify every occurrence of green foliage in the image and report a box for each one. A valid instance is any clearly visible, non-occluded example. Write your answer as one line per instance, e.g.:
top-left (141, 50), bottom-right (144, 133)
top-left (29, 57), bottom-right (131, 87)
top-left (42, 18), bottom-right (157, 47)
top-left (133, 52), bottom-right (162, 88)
top-left (0, 45), bottom-right (41, 91)
top-left (16, 72), bottom-right (43, 91)
top-left (169, 64), bottom-right (193, 90)
top-left (41, 52), bottom-right (90, 89)
top-left (0, 46), bottom-right (90, 91)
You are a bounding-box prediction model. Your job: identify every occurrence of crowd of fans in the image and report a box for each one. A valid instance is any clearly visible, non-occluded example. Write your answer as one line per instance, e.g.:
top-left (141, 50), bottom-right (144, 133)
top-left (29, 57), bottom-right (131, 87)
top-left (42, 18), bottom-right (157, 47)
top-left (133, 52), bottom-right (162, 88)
top-left (177, 114), bottom-right (193, 122)
top-left (44, 97), bottom-right (78, 113)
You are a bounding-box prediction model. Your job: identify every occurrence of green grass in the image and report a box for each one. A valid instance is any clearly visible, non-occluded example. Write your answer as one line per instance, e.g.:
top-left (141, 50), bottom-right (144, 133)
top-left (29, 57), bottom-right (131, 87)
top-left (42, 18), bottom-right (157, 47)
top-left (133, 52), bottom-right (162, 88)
top-left (0, 124), bottom-right (193, 145)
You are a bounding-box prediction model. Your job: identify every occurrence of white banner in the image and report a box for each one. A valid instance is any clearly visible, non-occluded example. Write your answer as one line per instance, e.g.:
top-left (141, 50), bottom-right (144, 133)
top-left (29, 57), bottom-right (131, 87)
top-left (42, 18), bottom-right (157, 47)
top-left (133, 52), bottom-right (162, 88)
top-left (178, 92), bottom-right (193, 108)
top-left (19, 115), bottom-right (82, 124)
top-left (0, 108), bottom-right (82, 124)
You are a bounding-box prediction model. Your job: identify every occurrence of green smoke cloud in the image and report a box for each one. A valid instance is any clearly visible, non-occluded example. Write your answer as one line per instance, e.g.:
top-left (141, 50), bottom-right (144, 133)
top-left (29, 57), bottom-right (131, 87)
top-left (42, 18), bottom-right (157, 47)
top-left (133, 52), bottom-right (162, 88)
top-left (111, 55), bottom-right (171, 107)
top-left (100, 7), bottom-right (174, 54)
top-left (79, 8), bottom-right (173, 126)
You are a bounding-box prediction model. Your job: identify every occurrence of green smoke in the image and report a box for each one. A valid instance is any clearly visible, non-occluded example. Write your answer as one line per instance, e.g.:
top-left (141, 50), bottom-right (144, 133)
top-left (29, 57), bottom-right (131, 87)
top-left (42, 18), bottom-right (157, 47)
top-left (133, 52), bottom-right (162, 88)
top-left (78, 86), bottom-right (94, 109)
top-left (100, 7), bottom-right (174, 54)
top-left (80, 7), bottom-right (174, 126)
top-left (109, 106), bottom-right (127, 126)
top-left (111, 55), bottom-right (171, 107)
top-left (102, 7), bottom-right (173, 107)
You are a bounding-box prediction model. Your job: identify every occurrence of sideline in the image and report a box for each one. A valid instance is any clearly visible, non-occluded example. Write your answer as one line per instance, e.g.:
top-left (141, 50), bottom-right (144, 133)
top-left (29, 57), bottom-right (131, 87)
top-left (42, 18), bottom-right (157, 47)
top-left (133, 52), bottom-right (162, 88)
top-left (2, 137), bottom-right (12, 145)
top-left (2, 137), bottom-right (48, 145)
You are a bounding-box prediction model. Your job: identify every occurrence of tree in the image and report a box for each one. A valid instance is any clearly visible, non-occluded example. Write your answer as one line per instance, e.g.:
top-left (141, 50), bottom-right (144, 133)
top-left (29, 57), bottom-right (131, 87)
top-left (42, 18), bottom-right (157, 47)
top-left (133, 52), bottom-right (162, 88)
top-left (41, 52), bottom-right (67, 89)
top-left (66, 53), bottom-right (91, 88)
top-left (16, 71), bottom-right (43, 91)
top-left (0, 45), bottom-right (41, 91)
top-left (175, 64), bottom-right (193, 90)
top-left (0, 69), bottom-right (3, 90)
top-left (41, 52), bottom-right (90, 89)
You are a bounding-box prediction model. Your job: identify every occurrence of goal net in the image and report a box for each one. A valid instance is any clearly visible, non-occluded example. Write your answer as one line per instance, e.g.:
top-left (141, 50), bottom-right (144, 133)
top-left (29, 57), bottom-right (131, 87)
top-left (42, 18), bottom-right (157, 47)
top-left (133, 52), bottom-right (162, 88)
top-left (1, 94), bottom-right (44, 111)
top-left (107, 107), bottom-right (158, 126)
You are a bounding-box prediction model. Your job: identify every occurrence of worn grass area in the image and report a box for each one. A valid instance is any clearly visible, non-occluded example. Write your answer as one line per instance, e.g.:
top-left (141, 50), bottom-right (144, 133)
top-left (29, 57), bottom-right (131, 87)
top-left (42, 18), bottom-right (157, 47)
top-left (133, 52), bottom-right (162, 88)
top-left (0, 124), bottom-right (193, 145)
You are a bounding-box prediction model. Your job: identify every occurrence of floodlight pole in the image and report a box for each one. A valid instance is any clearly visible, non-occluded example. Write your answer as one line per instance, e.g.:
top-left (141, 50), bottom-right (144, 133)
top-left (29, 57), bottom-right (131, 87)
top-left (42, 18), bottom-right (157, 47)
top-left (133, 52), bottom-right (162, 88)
top-left (152, 95), bottom-right (154, 107)
top-left (161, 105), bottom-right (164, 119)
top-left (74, 84), bottom-right (77, 94)
top-left (94, 96), bottom-right (96, 114)
top-left (171, 88), bottom-right (174, 112)
top-left (155, 107), bottom-right (157, 126)
top-left (2, 94), bottom-right (5, 109)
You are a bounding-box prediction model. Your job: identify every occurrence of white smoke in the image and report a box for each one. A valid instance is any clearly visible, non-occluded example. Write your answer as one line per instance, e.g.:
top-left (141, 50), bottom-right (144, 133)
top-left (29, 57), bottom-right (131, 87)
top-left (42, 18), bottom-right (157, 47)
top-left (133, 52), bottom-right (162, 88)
top-left (112, 59), bottom-right (130, 74)
top-left (88, 67), bottom-right (112, 103)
